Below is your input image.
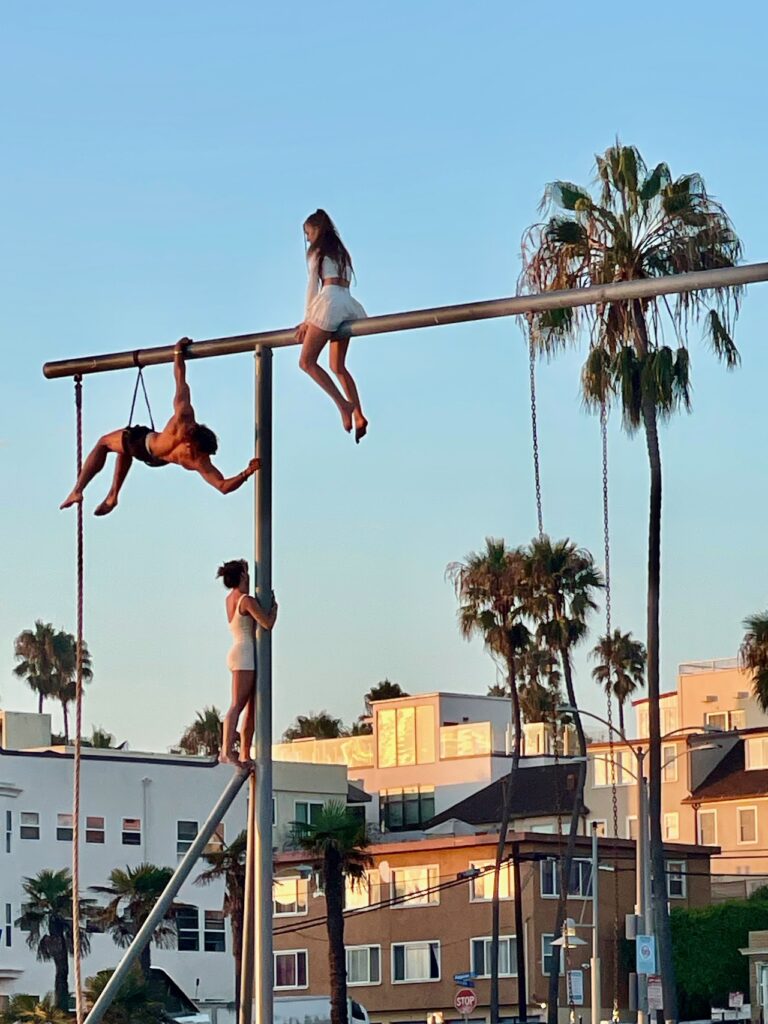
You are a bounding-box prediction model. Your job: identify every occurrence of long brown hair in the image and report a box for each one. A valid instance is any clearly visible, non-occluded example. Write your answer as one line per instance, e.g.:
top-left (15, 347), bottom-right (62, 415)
top-left (304, 209), bottom-right (353, 281)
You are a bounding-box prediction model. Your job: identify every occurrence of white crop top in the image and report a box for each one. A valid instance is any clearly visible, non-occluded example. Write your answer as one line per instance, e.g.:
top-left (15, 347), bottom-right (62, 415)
top-left (304, 253), bottom-right (351, 314)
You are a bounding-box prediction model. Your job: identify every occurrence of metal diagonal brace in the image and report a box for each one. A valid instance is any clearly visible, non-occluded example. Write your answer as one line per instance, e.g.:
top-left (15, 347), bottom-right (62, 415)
top-left (42, 262), bottom-right (768, 379)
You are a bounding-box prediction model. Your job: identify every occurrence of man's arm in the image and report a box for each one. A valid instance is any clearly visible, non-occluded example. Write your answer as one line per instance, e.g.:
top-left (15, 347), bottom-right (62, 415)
top-left (173, 338), bottom-right (194, 419)
top-left (195, 457), bottom-right (260, 495)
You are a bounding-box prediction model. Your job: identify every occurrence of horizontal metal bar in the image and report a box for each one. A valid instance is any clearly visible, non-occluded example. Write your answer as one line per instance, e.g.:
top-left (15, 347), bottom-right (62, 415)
top-left (43, 262), bottom-right (768, 379)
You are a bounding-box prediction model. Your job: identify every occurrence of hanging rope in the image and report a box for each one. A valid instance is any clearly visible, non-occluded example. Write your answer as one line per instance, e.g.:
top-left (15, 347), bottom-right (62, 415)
top-left (600, 401), bottom-right (622, 1022)
top-left (529, 334), bottom-right (544, 539)
top-left (128, 352), bottom-right (155, 429)
top-left (72, 375), bottom-right (85, 1024)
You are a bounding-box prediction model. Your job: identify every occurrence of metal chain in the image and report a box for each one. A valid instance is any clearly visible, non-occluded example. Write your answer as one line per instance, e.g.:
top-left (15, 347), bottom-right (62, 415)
top-left (529, 334), bottom-right (544, 538)
top-left (72, 376), bottom-right (85, 1024)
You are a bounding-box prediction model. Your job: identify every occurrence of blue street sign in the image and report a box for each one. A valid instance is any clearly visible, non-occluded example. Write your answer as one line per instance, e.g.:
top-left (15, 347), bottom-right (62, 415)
top-left (454, 973), bottom-right (475, 987)
top-left (636, 934), bottom-right (656, 975)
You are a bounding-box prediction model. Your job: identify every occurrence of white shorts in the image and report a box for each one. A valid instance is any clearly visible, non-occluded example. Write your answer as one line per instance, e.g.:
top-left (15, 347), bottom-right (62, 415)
top-left (227, 642), bottom-right (255, 672)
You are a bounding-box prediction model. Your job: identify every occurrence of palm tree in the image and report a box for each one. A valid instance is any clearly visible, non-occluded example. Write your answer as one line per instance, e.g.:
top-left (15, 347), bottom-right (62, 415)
top-left (521, 142), bottom-right (742, 1018)
top-left (295, 802), bottom-right (372, 1024)
top-left (195, 830), bottom-right (247, 1012)
top-left (90, 726), bottom-right (115, 748)
top-left (353, 679), bottom-right (410, 734)
top-left (0, 993), bottom-right (71, 1024)
top-left (524, 536), bottom-right (601, 1024)
top-left (518, 644), bottom-right (563, 725)
top-left (591, 629), bottom-right (646, 734)
top-left (13, 621), bottom-right (57, 713)
top-left (448, 538), bottom-right (531, 1024)
top-left (83, 966), bottom-right (166, 1024)
top-left (16, 869), bottom-right (92, 1011)
top-left (179, 706), bottom-right (223, 756)
top-left (282, 711), bottom-right (348, 741)
top-left (739, 612), bottom-right (768, 710)
top-left (90, 864), bottom-right (176, 979)
top-left (50, 629), bottom-right (93, 743)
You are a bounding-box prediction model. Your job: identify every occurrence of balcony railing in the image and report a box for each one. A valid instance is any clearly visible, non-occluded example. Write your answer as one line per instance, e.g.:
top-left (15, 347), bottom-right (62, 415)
top-left (439, 721), bottom-right (492, 759)
top-left (271, 734), bottom-right (374, 768)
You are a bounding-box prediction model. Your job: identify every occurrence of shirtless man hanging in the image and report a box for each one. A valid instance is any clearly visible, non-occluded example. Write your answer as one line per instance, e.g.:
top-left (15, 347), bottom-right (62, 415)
top-left (60, 339), bottom-right (259, 516)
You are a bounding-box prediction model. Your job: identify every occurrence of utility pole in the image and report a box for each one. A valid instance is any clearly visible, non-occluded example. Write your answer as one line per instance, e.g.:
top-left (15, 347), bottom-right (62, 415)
top-left (590, 823), bottom-right (601, 1024)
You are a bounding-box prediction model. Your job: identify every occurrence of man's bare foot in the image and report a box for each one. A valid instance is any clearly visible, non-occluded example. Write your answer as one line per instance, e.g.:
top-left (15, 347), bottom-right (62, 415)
top-left (94, 498), bottom-right (117, 517)
top-left (219, 750), bottom-right (239, 766)
top-left (354, 414), bottom-right (369, 444)
top-left (340, 401), bottom-right (354, 433)
top-left (60, 492), bottom-right (83, 510)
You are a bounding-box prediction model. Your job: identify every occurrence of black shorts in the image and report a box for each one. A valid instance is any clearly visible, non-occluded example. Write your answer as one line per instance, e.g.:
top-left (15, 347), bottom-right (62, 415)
top-left (122, 425), bottom-right (167, 468)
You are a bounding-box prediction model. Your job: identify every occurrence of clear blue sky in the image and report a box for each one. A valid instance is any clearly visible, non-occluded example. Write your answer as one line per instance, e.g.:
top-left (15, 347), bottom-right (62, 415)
top-left (2, 1), bottom-right (767, 750)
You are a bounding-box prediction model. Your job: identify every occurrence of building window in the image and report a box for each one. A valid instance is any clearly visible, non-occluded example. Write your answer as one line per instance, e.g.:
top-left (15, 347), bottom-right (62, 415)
top-left (637, 709), bottom-right (649, 738)
top-left (377, 705), bottom-right (436, 768)
top-left (663, 813), bottom-right (679, 841)
top-left (590, 820), bottom-right (607, 838)
top-left (273, 877), bottom-right (308, 916)
top-left (469, 861), bottom-right (512, 902)
top-left (346, 945), bottom-right (381, 986)
top-left (662, 744), bottom-right (678, 783)
top-left (177, 820), bottom-right (198, 860)
top-left (20, 812), bottom-right (40, 841)
top-left (294, 801), bottom-right (324, 827)
top-left (627, 816), bottom-right (638, 841)
top-left (4, 904), bottom-right (11, 948)
top-left (5, 811), bottom-right (11, 853)
top-left (706, 710), bottom-right (745, 732)
top-left (698, 809), bottom-right (717, 846)
top-left (593, 749), bottom-right (634, 787)
top-left (57, 813), bottom-right (73, 842)
top-left (391, 865), bottom-right (439, 907)
top-left (380, 786), bottom-right (435, 831)
top-left (746, 738), bottom-right (768, 770)
top-left (392, 941), bottom-right (440, 983)
top-left (661, 705), bottom-right (678, 735)
top-left (274, 950), bottom-right (308, 989)
top-left (176, 907), bottom-right (199, 951)
top-left (204, 910), bottom-right (226, 952)
top-left (86, 816), bottom-right (105, 844)
top-left (345, 871), bottom-right (380, 911)
top-left (667, 861), bottom-right (686, 899)
top-left (738, 807), bottom-right (758, 845)
top-left (541, 858), bottom-right (592, 898)
top-left (541, 934), bottom-right (564, 976)
top-left (122, 818), bottom-right (141, 846)
top-left (471, 936), bottom-right (517, 978)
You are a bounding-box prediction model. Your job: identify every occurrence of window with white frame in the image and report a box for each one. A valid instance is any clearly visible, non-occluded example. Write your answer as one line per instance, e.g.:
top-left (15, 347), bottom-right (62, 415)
top-left (345, 871), bottom-right (380, 911)
top-left (56, 813), bottom-right (73, 842)
top-left (541, 934), bottom-right (563, 976)
top-left (392, 941), bottom-right (440, 982)
top-left (590, 820), bottom-right (607, 838)
top-left (663, 813), bottom-right (679, 841)
top-left (593, 749), bottom-right (635, 786)
top-left (4, 811), bottom-right (10, 853)
top-left (738, 807), bottom-right (758, 844)
top-left (176, 906), bottom-right (199, 951)
top-left (391, 865), bottom-right (439, 907)
top-left (346, 945), bottom-right (381, 986)
top-left (662, 744), bottom-right (678, 783)
top-left (746, 737), bottom-right (768, 771)
top-left (637, 708), bottom-right (649, 738)
top-left (204, 910), bottom-right (226, 952)
top-left (471, 936), bottom-right (517, 977)
top-left (541, 858), bottom-right (592, 898)
top-left (273, 876), bottom-right (308, 916)
top-left (86, 816), bottom-right (105, 844)
top-left (19, 812), bottom-right (39, 841)
top-left (294, 801), bottom-right (323, 827)
top-left (4, 904), bottom-right (11, 948)
top-left (661, 705), bottom-right (678, 734)
top-left (177, 820), bottom-right (198, 860)
top-left (274, 949), bottom-right (308, 989)
top-left (469, 861), bottom-right (512, 902)
top-left (705, 710), bottom-right (745, 732)
top-left (627, 816), bottom-right (638, 841)
top-left (698, 809), bottom-right (717, 846)
top-left (122, 817), bottom-right (141, 846)
top-left (667, 860), bottom-right (686, 899)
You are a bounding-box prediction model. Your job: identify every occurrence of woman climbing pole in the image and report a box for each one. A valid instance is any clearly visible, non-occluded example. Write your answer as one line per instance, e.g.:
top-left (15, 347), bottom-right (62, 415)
top-left (296, 209), bottom-right (369, 442)
top-left (60, 339), bottom-right (260, 515)
top-left (217, 558), bottom-right (278, 765)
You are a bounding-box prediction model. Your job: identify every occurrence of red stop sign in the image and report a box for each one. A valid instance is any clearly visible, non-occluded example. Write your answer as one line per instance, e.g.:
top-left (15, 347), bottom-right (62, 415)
top-left (454, 988), bottom-right (478, 1015)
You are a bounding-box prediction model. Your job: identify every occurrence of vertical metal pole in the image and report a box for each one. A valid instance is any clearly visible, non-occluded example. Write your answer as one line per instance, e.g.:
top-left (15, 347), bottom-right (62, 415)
top-left (254, 346), bottom-right (274, 1024)
top-left (239, 777), bottom-right (256, 1024)
top-left (513, 843), bottom-right (528, 1022)
top-left (590, 823), bottom-right (601, 1024)
top-left (636, 751), bottom-right (648, 1024)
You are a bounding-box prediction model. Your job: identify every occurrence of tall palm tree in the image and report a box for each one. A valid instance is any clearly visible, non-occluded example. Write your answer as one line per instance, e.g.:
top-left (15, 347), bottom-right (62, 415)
top-left (16, 869), bottom-right (92, 1010)
top-left (521, 143), bottom-right (743, 1018)
top-left (739, 612), bottom-right (768, 710)
top-left (179, 706), bottom-right (223, 757)
top-left (448, 538), bottom-right (531, 1024)
top-left (518, 644), bottom-right (563, 725)
top-left (591, 629), bottom-right (646, 734)
top-left (353, 679), bottom-right (410, 734)
top-left (524, 536), bottom-right (601, 1024)
top-left (282, 711), bottom-right (348, 741)
top-left (83, 966), bottom-right (166, 1024)
top-left (50, 629), bottom-right (93, 743)
top-left (195, 830), bottom-right (247, 1012)
top-left (0, 993), bottom-right (71, 1024)
top-left (13, 621), bottom-right (57, 713)
top-left (90, 864), bottom-right (176, 979)
top-left (295, 802), bottom-right (372, 1024)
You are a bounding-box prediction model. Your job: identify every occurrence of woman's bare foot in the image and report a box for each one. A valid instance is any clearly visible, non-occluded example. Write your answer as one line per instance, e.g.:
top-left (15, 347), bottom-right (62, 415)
top-left (94, 497), bottom-right (117, 517)
top-left (219, 750), bottom-right (239, 766)
top-left (340, 401), bottom-right (354, 433)
top-left (354, 413), bottom-right (368, 444)
top-left (60, 491), bottom-right (83, 510)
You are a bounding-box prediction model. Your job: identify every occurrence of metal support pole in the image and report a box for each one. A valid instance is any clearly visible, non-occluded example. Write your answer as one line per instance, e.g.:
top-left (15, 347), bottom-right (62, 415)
top-left (636, 751), bottom-right (649, 1024)
top-left (512, 842), bottom-right (528, 1023)
top-left (590, 823), bottom-right (601, 1024)
top-left (85, 768), bottom-right (250, 1024)
top-left (254, 346), bottom-right (274, 1024)
top-left (239, 774), bottom-right (257, 1024)
top-left (42, 262), bottom-right (768, 378)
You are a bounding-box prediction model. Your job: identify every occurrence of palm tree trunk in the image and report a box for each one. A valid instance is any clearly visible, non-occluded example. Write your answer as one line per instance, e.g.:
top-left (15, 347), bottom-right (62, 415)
top-left (325, 847), bottom-right (348, 1024)
top-left (38, 692), bottom-right (44, 715)
top-left (635, 301), bottom-right (678, 1022)
top-left (618, 699), bottom-right (625, 738)
top-left (54, 942), bottom-right (70, 1011)
top-left (62, 702), bottom-right (70, 744)
top-left (491, 660), bottom-right (524, 1024)
top-left (139, 942), bottom-right (152, 981)
top-left (231, 909), bottom-right (243, 1014)
top-left (547, 649), bottom-right (587, 1024)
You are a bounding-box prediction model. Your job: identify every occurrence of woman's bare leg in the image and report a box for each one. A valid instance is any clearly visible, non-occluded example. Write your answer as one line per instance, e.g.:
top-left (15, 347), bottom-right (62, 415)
top-left (94, 452), bottom-right (133, 517)
top-left (239, 697), bottom-right (254, 765)
top-left (299, 324), bottom-right (354, 432)
top-left (330, 339), bottom-right (368, 442)
top-left (220, 670), bottom-right (254, 764)
top-left (60, 429), bottom-right (125, 509)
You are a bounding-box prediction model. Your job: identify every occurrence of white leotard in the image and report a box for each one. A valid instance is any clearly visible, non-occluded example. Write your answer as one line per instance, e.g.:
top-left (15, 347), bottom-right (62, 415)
top-left (226, 594), bottom-right (255, 672)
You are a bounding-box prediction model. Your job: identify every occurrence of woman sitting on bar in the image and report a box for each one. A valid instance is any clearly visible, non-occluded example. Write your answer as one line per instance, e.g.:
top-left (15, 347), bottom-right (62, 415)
top-left (296, 209), bottom-right (369, 442)
top-left (60, 339), bottom-right (260, 516)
